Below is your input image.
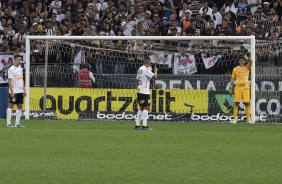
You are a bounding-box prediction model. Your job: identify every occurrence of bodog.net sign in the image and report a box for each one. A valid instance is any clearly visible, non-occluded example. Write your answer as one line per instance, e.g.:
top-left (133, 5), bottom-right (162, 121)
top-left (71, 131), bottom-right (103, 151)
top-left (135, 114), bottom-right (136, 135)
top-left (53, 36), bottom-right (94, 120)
top-left (24, 88), bottom-right (208, 120)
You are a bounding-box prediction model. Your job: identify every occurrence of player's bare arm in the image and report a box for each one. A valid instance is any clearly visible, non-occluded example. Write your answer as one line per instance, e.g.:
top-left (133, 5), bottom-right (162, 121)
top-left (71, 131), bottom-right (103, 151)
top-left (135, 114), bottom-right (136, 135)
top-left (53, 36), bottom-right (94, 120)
top-left (8, 78), bottom-right (14, 98)
top-left (23, 80), bottom-right (26, 97)
top-left (152, 65), bottom-right (158, 79)
top-left (247, 57), bottom-right (252, 68)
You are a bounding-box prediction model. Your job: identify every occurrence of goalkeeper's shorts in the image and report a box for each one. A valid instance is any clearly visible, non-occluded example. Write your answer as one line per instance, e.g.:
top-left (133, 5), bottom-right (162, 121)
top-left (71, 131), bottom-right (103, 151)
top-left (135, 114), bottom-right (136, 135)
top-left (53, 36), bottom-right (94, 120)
top-left (234, 88), bottom-right (250, 103)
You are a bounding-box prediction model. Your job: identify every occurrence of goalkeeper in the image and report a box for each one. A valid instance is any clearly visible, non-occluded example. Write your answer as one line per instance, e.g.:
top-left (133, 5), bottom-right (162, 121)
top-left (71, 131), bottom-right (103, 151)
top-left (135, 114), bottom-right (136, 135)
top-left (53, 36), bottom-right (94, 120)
top-left (229, 56), bottom-right (253, 124)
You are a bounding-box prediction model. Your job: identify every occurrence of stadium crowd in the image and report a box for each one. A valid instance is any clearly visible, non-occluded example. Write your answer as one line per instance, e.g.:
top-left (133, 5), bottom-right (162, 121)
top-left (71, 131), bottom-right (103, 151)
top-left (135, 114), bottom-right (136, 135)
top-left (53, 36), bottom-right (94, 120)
top-left (0, 0), bottom-right (280, 77)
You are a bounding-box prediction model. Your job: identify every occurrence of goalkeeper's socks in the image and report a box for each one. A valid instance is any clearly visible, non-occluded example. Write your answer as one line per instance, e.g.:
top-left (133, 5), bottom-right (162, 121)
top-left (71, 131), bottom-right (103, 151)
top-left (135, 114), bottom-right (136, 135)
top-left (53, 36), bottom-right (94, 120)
top-left (233, 105), bottom-right (239, 121)
top-left (245, 105), bottom-right (251, 121)
top-left (136, 110), bottom-right (143, 126)
top-left (6, 108), bottom-right (12, 125)
top-left (15, 109), bottom-right (22, 125)
top-left (142, 110), bottom-right (149, 127)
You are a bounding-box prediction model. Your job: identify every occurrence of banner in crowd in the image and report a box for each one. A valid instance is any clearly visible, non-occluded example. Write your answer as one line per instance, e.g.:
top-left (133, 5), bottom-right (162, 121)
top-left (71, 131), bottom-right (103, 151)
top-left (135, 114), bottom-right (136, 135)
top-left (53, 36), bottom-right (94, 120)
top-left (149, 53), bottom-right (172, 68)
top-left (201, 54), bottom-right (221, 69)
top-left (24, 88), bottom-right (208, 119)
top-left (0, 53), bottom-right (26, 84)
top-left (173, 53), bottom-right (197, 75)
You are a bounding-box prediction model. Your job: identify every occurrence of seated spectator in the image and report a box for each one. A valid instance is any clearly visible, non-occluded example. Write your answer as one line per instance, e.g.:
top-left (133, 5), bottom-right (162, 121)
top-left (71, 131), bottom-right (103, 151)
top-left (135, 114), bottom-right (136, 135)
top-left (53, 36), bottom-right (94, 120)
top-left (263, 2), bottom-right (270, 15)
top-left (188, 0), bottom-right (202, 11)
top-left (163, 0), bottom-right (176, 19)
top-left (220, 0), bottom-right (238, 17)
top-left (15, 26), bottom-right (26, 45)
top-left (195, 14), bottom-right (206, 32)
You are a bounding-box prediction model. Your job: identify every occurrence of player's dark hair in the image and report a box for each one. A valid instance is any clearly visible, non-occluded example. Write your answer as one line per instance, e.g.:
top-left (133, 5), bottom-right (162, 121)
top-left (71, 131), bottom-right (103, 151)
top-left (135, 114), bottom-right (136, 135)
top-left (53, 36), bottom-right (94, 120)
top-left (14, 54), bottom-right (22, 59)
top-left (143, 57), bottom-right (151, 64)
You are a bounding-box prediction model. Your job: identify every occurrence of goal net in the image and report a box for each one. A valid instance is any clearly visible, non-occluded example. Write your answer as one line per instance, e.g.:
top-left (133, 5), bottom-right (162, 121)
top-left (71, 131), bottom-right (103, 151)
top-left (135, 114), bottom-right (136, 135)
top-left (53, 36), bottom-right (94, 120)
top-left (23, 35), bottom-right (280, 123)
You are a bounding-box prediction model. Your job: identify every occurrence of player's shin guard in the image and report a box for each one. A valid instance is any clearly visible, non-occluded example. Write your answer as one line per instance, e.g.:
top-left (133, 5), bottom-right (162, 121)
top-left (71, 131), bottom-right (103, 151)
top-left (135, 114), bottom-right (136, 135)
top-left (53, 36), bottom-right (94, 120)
top-left (15, 109), bottom-right (22, 125)
top-left (233, 105), bottom-right (239, 121)
top-left (245, 105), bottom-right (250, 121)
top-left (136, 110), bottom-right (143, 126)
top-left (142, 110), bottom-right (149, 127)
top-left (7, 108), bottom-right (12, 125)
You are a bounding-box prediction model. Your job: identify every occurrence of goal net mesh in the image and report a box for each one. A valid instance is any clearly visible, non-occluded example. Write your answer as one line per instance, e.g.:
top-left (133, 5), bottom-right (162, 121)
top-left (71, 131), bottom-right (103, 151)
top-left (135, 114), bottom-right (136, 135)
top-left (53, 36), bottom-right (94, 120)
top-left (25, 37), bottom-right (281, 123)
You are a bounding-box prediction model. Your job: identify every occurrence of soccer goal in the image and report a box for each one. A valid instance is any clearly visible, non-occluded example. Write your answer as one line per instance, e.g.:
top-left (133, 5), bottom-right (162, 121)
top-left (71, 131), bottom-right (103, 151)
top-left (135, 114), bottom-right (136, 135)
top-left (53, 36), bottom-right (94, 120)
top-left (24, 35), bottom-right (261, 123)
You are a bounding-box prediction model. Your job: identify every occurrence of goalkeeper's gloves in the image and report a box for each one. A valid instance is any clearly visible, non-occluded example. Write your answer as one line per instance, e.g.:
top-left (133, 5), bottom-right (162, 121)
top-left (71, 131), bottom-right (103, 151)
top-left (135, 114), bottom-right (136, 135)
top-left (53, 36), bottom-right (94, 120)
top-left (228, 87), bottom-right (233, 94)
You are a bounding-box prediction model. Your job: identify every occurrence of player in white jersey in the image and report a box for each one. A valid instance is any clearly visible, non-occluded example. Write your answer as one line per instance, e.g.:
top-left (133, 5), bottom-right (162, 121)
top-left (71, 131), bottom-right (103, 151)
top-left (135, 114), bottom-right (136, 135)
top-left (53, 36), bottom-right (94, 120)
top-left (135, 57), bottom-right (158, 130)
top-left (6, 54), bottom-right (26, 128)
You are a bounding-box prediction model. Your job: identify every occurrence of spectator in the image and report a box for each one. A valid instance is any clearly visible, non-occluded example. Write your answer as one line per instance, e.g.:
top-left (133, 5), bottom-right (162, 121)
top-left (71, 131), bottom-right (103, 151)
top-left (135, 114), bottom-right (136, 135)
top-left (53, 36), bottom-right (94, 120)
top-left (220, 0), bottom-right (238, 16)
top-left (208, 4), bottom-right (223, 25)
top-left (121, 14), bottom-right (135, 36)
top-left (180, 11), bottom-right (191, 32)
top-left (272, 0), bottom-right (282, 21)
top-left (248, 0), bottom-right (261, 15)
top-left (0, 36), bottom-right (10, 52)
top-left (35, 2), bottom-right (44, 19)
top-left (140, 10), bottom-right (153, 33)
top-left (253, 5), bottom-right (266, 27)
top-left (168, 20), bottom-right (181, 36)
top-left (149, 0), bottom-right (164, 15)
top-left (179, 2), bottom-right (191, 21)
top-left (74, 2), bottom-right (85, 18)
top-left (45, 20), bottom-right (56, 36)
top-left (263, 2), bottom-right (270, 15)
top-left (163, 0), bottom-right (176, 19)
top-left (136, 22), bottom-right (146, 36)
top-left (195, 14), bottom-right (206, 32)
top-left (199, 0), bottom-right (212, 15)
top-left (8, 37), bottom-right (21, 54)
top-left (51, 0), bottom-right (62, 14)
top-left (103, 23), bottom-right (116, 36)
top-left (160, 17), bottom-right (170, 35)
top-left (237, 0), bottom-right (249, 24)
top-left (15, 26), bottom-right (26, 45)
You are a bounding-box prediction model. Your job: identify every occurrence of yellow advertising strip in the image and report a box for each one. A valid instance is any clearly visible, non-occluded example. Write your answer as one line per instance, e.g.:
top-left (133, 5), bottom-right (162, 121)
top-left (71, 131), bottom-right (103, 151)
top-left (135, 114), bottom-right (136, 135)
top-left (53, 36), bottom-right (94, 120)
top-left (27, 88), bottom-right (208, 119)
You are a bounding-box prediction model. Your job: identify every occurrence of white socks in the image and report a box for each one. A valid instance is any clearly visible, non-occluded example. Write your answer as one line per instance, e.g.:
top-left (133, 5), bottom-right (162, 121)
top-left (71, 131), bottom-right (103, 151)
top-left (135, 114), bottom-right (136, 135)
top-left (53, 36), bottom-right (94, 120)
top-left (142, 110), bottom-right (149, 127)
top-left (16, 109), bottom-right (22, 125)
top-left (136, 110), bottom-right (143, 126)
top-left (7, 108), bottom-right (22, 125)
top-left (6, 108), bottom-right (12, 125)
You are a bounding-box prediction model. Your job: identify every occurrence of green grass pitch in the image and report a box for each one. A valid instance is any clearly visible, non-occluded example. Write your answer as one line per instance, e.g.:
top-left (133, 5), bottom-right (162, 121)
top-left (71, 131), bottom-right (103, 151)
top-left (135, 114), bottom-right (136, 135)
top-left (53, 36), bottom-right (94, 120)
top-left (1, 120), bottom-right (282, 184)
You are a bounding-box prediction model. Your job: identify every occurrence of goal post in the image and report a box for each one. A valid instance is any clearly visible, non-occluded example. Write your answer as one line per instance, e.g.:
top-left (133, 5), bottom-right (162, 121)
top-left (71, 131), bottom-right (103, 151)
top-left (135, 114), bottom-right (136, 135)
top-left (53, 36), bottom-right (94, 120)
top-left (25, 35), bottom-right (256, 123)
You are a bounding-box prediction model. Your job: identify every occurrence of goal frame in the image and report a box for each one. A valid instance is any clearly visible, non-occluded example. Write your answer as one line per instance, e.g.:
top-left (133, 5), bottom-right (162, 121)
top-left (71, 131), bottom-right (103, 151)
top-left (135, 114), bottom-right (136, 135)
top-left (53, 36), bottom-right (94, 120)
top-left (25, 36), bottom-right (256, 122)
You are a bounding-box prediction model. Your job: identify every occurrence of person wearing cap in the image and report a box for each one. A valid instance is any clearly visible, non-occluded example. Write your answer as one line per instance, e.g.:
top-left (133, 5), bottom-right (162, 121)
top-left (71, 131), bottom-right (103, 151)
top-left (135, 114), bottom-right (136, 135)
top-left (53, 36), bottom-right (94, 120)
top-left (150, 14), bottom-right (161, 30)
top-left (159, 17), bottom-right (170, 36)
top-left (248, 0), bottom-right (261, 15)
top-left (264, 12), bottom-right (278, 32)
top-left (139, 10), bottom-right (153, 33)
top-left (149, 0), bottom-right (164, 15)
top-left (253, 5), bottom-right (266, 26)
top-left (208, 4), bottom-right (222, 25)
top-left (263, 2), bottom-right (270, 14)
